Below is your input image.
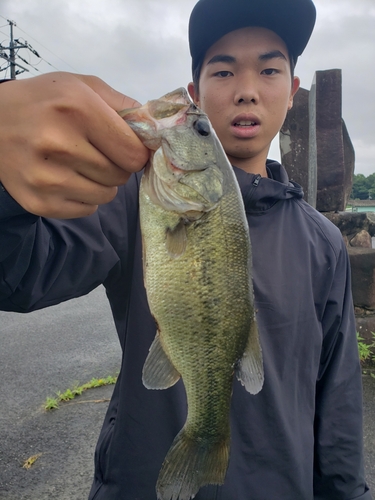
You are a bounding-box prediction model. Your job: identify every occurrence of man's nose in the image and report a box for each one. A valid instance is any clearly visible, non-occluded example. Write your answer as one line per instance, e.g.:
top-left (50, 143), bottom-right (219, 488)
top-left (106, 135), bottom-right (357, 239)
top-left (234, 76), bottom-right (259, 105)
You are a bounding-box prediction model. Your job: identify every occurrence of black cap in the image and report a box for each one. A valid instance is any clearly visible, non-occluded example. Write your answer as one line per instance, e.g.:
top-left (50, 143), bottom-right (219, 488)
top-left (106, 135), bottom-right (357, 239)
top-left (189, 0), bottom-right (316, 75)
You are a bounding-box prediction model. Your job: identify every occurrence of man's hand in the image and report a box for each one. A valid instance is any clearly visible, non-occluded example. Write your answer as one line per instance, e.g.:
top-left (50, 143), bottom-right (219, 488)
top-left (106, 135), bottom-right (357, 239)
top-left (0, 72), bottom-right (149, 218)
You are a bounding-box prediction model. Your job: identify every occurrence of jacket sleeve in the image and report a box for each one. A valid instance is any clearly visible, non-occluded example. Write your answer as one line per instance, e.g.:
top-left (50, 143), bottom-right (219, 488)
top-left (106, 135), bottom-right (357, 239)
top-left (313, 239), bottom-right (372, 499)
top-left (0, 178), bottom-right (138, 313)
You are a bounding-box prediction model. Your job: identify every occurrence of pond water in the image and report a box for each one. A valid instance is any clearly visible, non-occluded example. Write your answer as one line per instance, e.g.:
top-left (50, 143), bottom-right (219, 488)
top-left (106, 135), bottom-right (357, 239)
top-left (347, 206), bottom-right (375, 213)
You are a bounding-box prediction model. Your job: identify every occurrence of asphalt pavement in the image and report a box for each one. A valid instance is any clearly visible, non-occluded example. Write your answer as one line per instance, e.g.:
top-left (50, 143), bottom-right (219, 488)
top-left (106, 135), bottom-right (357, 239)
top-left (0, 286), bottom-right (121, 500)
top-left (0, 286), bottom-right (374, 499)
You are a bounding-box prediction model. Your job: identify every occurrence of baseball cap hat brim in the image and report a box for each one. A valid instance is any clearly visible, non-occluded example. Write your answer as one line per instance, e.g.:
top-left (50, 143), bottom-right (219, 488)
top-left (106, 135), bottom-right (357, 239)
top-left (189, 0), bottom-right (316, 74)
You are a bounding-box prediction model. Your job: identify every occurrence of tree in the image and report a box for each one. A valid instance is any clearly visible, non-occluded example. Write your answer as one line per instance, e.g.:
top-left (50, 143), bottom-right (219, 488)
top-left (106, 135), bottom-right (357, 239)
top-left (351, 173), bottom-right (375, 200)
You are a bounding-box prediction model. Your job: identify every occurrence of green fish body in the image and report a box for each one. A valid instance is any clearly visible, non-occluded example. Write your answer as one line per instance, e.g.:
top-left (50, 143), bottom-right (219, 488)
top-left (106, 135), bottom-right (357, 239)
top-left (120, 88), bottom-right (263, 500)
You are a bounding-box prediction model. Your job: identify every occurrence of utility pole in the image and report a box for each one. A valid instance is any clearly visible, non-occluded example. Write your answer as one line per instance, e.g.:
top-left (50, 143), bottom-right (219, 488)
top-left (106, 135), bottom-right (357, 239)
top-left (0, 20), bottom-right (30, 79)
top-left (9, 19), bottom-right (16, 79)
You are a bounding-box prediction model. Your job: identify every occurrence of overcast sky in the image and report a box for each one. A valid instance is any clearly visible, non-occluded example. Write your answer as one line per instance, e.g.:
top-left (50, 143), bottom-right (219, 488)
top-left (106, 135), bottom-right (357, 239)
top-left (1, 0), bottom-right (374, 176)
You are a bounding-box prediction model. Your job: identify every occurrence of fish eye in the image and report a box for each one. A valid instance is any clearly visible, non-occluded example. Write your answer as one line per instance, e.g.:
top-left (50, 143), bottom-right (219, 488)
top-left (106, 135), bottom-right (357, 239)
top-left (194, 118), bottom-right (211, 137)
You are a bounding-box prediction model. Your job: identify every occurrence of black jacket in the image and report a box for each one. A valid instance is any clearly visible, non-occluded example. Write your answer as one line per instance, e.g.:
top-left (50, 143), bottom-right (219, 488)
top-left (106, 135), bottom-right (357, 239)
top-left (0, 162), bottom-right (371, 500)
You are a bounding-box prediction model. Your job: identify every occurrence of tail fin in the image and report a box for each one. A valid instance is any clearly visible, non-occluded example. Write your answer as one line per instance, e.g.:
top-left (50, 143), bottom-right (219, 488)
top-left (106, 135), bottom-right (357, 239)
top-left (156, 427), bottom-right (229, 500)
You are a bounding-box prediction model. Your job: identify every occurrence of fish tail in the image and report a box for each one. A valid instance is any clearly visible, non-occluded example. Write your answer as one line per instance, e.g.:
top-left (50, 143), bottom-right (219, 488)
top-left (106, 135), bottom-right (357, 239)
top-left (156, 427), bottom-right (229, 500)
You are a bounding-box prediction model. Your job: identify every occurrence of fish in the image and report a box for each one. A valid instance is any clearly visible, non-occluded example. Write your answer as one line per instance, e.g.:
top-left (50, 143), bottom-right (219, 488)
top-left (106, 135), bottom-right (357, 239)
top-left (119, 88), bottom-right (264, 500)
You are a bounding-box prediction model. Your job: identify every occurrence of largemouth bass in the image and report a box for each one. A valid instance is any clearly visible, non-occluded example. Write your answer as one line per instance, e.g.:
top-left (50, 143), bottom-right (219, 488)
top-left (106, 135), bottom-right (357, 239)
top-left (119, 88), bottom-right (263, 500)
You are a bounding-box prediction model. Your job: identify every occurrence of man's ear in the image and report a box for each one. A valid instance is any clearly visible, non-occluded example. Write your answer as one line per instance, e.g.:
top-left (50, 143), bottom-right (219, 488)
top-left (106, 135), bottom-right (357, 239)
top-left (288, 76), bottom-right (300, 110)
top-left (188, 82), bottom-right (200, 107)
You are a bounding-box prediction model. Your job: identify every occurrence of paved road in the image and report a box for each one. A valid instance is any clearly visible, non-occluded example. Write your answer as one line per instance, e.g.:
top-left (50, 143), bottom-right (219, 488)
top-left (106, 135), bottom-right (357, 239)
top-left (363, 372), bottom-right (375, 495)
top-left (0, 287), bottom-right (121, 500)
top-left (0, 286), bottom-right (373, 499)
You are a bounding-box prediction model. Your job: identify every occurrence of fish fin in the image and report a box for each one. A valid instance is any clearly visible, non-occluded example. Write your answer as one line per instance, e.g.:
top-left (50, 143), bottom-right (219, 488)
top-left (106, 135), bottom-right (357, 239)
top-left (142, 332), bottom-right (181, 390)
top-left (236, 319), bottom-right (264, 394)
top-left (165, 221), bottom-right (188, 258)
top-left (156, 427), bottom-right (229, 500)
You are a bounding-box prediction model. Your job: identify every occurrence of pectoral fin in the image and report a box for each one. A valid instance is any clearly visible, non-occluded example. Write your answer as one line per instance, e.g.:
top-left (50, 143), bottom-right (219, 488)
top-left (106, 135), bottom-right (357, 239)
top-left (236, 320), bottom-right (264, 394)
top-left (142, 332), bottom-right (181, 390)
top-left (165, 220), bottom-right (188, 258)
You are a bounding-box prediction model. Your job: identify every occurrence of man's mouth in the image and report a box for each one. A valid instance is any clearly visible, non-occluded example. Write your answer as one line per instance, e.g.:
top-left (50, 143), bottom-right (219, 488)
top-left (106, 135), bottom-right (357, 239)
top-left (233, 121), bottom-right (257, 127)
top-left (231, 116), bottom-right (260, 138)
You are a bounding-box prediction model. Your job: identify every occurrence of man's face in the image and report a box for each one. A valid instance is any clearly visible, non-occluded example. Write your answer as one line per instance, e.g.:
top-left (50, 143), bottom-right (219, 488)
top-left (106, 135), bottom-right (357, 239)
top-left (188, 27), bottom-right (300, 175)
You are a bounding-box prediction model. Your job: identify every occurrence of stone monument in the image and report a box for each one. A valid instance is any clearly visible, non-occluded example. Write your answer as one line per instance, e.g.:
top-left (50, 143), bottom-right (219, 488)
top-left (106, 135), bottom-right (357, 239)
top-left (280, 69), bottom-right (375, 351)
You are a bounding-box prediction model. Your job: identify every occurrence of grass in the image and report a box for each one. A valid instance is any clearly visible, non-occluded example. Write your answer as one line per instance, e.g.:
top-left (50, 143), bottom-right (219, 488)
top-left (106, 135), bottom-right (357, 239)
top-left (44, 375), bottom-right (117, 411)
top-left (357, 332), bottom-right (375, 378)
top-left (357, 332), bottom-right (375, 363)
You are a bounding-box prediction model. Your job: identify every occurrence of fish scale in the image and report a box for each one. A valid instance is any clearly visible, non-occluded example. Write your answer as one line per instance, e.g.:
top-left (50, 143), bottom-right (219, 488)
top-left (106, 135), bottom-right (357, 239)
top-left (120, 87), bottom-right (264, 500)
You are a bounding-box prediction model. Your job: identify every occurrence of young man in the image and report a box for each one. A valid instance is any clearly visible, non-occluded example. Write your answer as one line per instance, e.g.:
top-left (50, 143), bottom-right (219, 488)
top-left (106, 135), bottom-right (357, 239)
top-left (0, 0), bottom-right (372, 499)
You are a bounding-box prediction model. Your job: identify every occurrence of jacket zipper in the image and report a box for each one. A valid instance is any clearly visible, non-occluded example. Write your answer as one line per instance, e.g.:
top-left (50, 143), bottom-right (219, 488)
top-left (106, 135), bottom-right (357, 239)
top-left (244, 174), bottom-right (261, 206)
top-left (252, 174), bottom-right (261, 187)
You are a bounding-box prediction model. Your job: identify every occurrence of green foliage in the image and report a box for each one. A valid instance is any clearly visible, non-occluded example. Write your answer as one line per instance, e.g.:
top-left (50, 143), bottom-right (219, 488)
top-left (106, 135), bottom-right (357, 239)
top-left (357, 332), bottom-right (375, 365)
top-left (44, 375), bottom-right (117, 411)
top-left (351, 173), bottom-right (375, 200)
top-left (44, 397), bottom-right (59, 410)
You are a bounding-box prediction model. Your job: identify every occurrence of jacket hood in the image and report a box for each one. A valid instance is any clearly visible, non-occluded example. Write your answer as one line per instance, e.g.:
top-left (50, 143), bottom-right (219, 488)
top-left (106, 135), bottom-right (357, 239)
top-left (233, 160), bottom-right (304, 214)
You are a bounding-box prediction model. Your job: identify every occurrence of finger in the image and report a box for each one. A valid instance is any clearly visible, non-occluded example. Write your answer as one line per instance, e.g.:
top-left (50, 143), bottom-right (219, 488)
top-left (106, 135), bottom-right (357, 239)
top-left (72, 148), bottom-right (134, 187)
top-left (15, 72), bottom-right (149, 176)
top-left (84, 92), bottom-right (149, 174)
top-left (71, 74), bottom-right (150, 172)
top-left (38, 131), bottom-right (134, 188)
top-left (74, 74), bottom-right (142, 111)
top-left (17, 165), bottom-right (120, 219)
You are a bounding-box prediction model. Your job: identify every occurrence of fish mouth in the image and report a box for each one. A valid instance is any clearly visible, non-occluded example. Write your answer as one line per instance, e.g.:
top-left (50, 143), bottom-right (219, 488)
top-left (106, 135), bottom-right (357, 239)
top-left (168, 159), bottom-right (188, 176)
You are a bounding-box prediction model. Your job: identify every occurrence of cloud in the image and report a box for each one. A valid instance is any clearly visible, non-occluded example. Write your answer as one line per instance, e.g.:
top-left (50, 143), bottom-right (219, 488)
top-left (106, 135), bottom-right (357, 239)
top-left (1, 0), bottom-right (374, 175)
top-left (295, 1), bottom-right (375, 175)
top-left (353, 140), bottom-right (375, 177)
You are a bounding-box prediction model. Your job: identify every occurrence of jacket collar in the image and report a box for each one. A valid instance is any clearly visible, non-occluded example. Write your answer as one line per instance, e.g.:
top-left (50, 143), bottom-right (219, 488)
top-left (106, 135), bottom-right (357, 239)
top-left (233, 160), bottom-right (304, 214)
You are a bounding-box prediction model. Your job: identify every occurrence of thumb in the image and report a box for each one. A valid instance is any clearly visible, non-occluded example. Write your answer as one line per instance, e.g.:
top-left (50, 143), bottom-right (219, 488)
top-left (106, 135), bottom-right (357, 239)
top-left (74, 74), bottom-right (142, 111)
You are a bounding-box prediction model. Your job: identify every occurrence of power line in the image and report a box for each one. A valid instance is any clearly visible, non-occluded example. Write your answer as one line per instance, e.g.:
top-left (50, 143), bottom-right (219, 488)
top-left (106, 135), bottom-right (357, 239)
top-left (11, 23), bottom-right (77, 72)
top-left (14, 36), bottom-right (61, 72)
top-left (0, 18), bottom-right (69, 79)
top-left (0, 14), bottom-right (78, 76)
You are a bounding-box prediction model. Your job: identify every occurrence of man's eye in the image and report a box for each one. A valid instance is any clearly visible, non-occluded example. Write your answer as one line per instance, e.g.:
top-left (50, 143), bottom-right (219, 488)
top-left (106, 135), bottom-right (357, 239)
top-left (214, 71), bottom-right (232, 78)
top-left (261, 68), bottom-right (279, 76)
